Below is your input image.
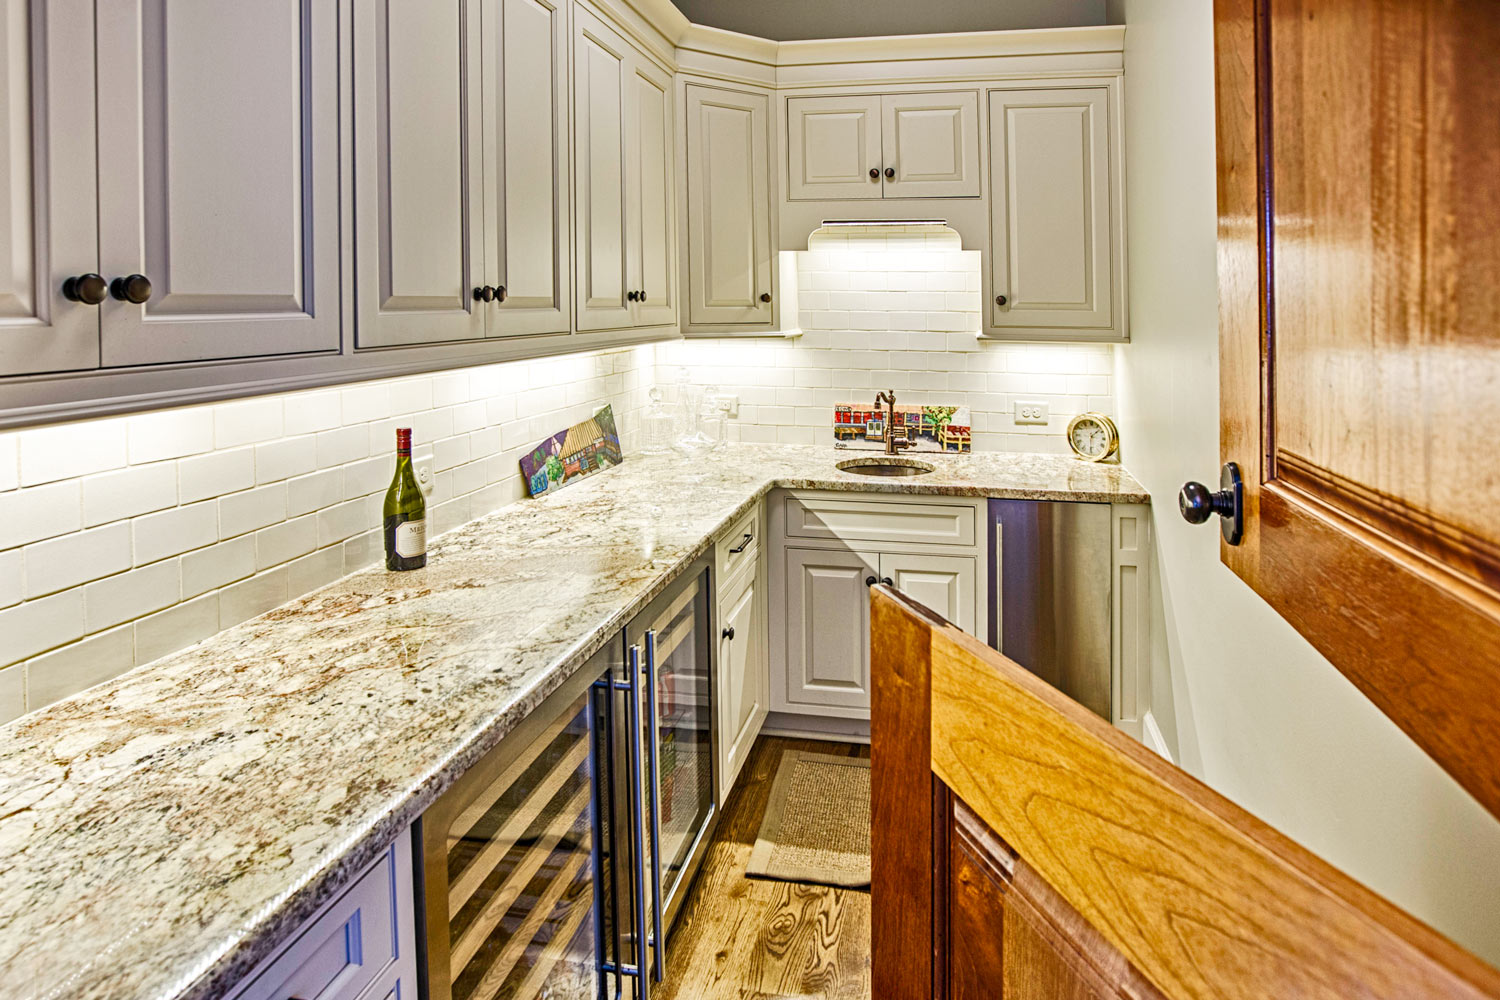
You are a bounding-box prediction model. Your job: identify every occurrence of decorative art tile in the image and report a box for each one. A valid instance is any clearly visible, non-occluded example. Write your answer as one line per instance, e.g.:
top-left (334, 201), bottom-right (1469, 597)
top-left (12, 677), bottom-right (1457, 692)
top-left (832, 402), bottom-right (971, 453)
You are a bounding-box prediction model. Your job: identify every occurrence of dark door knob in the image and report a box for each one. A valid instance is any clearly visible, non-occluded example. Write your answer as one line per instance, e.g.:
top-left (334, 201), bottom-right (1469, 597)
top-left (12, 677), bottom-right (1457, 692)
top-left (869, 167), bottom-right (880, 180)
top-left (1179, 462), bottom-right (1244, 545)
top-left (473, 285), bottom-right (495, 302)
top-left (495, 285), bottom-right (507, 303)
top-left (721, 626), bottom-right (735, 640)
top-left (995, 294), bottom-right (1007, 306)
top-left (884, 166), bottom-right (895, 179)
top-left (759, 292), bottom-right (772, 303)
top-left (110, 274), bottom-right (152, 304)
top-left (63, 273), bottom-right (107, 305)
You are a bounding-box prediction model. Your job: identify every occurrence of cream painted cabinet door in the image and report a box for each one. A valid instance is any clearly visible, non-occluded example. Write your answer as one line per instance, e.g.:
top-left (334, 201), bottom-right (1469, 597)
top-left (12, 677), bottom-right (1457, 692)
top-left (881, 91), bottom-right (981, 198)
top-left (96, 0), bottom-right (341, 365)
top-left (782, 546), bottom-right (880, 717)
top-left (878, 551), bottom-right (976, 633)
top-left (627, 54), bottom-right (675, 328)
top-left (353, 0), bottom-right (485, 348)
top-left (0, 0), bottom-right (99, 376)
top-left (987, 88), bottom-right (1115, 335)
top-left (572, 6), bottom-right (631, 332)
top-left (786, 95), bottom-right (883, 201)
top-left (485, 0), bottom-right (571, 338)
top-left (717, 568), bottom-right (767, 801)
top-left (684, 85), bottom-right (773, 327)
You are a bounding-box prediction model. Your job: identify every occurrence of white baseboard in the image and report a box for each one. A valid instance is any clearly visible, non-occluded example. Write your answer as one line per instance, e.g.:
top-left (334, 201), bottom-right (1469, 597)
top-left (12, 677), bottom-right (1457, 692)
top-left (761, 711), bottom-right (870, 744)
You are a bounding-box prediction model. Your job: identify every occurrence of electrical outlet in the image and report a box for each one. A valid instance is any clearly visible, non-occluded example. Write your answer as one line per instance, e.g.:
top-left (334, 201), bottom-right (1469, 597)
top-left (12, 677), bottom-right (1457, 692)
top-left (720, 393), bottom-right (740, 419)
top-left (412, 447), bottom-right (436, 497)
top-left (1015, 400), bottom-right (1050, 425)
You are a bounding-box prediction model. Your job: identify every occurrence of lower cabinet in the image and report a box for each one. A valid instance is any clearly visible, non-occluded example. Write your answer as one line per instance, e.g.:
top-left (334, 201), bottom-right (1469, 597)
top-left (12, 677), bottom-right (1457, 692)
top-left (227, 828), bottom-right (418, 1000)
top-left (771, 491), bottom-right (985, 721)
top-left (717, 558), bottom-right (767, 801)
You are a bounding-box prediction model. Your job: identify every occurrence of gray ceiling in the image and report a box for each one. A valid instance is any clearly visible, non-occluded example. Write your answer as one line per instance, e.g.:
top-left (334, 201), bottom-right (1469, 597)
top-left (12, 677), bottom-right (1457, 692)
top-left (668, 0), bottom-right (1108, 42)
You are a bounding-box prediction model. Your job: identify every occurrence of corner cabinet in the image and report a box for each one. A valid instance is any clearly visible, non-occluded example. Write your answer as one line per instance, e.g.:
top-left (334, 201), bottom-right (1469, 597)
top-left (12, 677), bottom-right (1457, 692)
top-left (353, 0), bottom-right (572, 349)
top-left (985, 86), bottom-right (1125, 341)
top-left (574, 5), bottom-right (675, 333)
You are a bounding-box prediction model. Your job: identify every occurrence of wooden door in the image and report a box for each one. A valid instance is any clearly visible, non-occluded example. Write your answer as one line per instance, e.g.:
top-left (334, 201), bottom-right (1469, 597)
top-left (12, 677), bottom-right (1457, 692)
top-left (987, 87), bottom-right (1114, 336)
top-left (684, 84), bottom-right (774, 328)
top-left (484, 0), bottom-right (571, 339)
top-left (779, 546), bottom-right (879, 716)
top-left (0, 0), bottom-right (99, 377)
top-left (786, 95), bottom-right (883, 201)
top-left (627, 54), bottom-right (675, 328)
top-left (869, 586), bottom-right (1500, 1000)
top-left (1216, 0), bottom-right (1500, 820)
top-left (353, 0), bottom-right (484, 349)
top-left (96, 0), bottom-right (340, 365)
top-left (716, 565), bottom-right (767, 801)
top-left (880, 91), bottom-right (981, 199)
top-left (572, 6), bottom-right (631, 333)
top-left (879, 551), bottom-right (976, 634)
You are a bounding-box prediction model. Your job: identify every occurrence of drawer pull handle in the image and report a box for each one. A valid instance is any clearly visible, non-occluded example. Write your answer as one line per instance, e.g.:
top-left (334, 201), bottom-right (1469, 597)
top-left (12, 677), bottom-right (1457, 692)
top-left (728, 533), bottom-right (753, 554)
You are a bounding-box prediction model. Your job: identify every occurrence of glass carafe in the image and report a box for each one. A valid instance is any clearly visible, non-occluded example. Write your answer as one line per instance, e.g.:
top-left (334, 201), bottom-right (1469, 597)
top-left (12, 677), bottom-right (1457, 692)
top-left (642, 386), bottom-right (676, 455)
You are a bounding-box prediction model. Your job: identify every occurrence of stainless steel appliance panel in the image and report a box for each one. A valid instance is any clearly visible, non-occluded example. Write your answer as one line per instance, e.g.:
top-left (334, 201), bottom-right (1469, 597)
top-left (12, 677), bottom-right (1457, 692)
top-left (988, 499), bottom-right (1113, 720)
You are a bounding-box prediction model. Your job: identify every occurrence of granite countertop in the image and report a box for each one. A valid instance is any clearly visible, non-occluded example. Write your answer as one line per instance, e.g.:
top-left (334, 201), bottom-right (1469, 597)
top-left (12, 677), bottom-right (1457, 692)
top-left (0, 444), bottom-right (1146, 1000)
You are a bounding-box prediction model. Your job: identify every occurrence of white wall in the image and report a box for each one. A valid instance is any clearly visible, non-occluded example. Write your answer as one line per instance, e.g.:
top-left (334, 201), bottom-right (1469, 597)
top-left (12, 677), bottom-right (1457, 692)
top-left (1110, 0), bottom-right (1500, 964)
top-left (662, 227), bottom-right (1114, 453)
top-left (0, 347), bottom-right (654, 720)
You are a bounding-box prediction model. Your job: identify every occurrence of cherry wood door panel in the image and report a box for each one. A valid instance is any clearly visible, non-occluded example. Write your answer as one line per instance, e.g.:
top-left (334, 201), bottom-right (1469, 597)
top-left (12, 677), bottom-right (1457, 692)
top-left (869, 586), bottom-right (1500, 1000)
top-left (1215, 0), bottom-right (1500, 821)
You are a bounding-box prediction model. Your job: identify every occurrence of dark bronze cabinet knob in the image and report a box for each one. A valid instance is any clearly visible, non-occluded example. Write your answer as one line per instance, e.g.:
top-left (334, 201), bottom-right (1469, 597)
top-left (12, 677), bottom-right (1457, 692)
top-left (1179, 462), bottom-right (1244, 545)
top-left (473, 285), bottom-right (495, 302)
top-left (869, 167), bottom-right (880, 180)
top-left (884, 166), bottom-right (895, 179)
top-left (62, 273), bottom-right (107, 306)
top-left (640, 289), bottom-right (647, 301)
top-left (759, 292), bottom-right (772, 303)
top-left (866, 576), bottom-right (878, 586)
top-left (110, 274), bottom-right (152, 304)
top-left (883, 576), bottom-right (893, 586)
top-left (627, 290), bottom-right (638, 302)
top-left (495, 285), bottom-right (507, 303)
top-left (995, 294), bottom-right (1008, 306)
top-left (721, 626), bottom-right (735, 640)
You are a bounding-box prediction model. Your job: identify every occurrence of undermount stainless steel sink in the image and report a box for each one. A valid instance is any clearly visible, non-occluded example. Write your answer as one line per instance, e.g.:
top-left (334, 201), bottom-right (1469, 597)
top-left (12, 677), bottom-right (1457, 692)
top-left (836, 457), bottom-right (935, 477)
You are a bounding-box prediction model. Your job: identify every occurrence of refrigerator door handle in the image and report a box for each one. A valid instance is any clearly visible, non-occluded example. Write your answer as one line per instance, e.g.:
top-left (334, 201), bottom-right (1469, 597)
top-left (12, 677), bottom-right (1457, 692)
top-left (623, 642), bottom-right (650, 995)
top-left (643, 629), bottom-right (666, 981)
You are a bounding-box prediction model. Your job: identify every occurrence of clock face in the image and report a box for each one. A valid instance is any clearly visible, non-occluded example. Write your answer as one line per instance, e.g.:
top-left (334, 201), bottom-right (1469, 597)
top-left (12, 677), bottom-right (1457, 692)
top-left (1066, 413), bottom-right (1117, 462)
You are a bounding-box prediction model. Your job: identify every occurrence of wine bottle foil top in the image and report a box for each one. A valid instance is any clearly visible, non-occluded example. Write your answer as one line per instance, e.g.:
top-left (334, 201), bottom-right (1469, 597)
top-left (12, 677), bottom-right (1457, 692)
top-left (396, 427), bottom-right (413, 454)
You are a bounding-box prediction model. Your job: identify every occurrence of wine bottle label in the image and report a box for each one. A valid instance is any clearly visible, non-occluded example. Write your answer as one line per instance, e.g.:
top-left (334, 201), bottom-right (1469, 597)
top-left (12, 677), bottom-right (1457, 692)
top-left (395, 518), bottom-right (426, 559)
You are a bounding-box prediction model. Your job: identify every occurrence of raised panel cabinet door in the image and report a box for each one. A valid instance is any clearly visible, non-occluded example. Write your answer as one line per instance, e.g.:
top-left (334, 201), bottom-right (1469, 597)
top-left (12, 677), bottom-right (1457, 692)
top-left (879, 551), bottom-right (976, 634)
top-left (782, 546), bottom-right (879, 715)
top-left (786, 94), bottom-right (883, 201)
top-left (684, 84), bottom-right (773, 327)
top-left (353, 0), bottom-right (485, 348)
top-left (881, 91), bottom-right (981, 199)
top-left (484, 0), bottom-right (571, 339)
top-left (717, 569), bottom-right (767, 801)
top-left (95, 0), bottom-right (341, 366)
top-left (987, 88), bottom-right (1114, 336)
top-left (0, 0), bottom-right (99, 376)
top-left (627, 52), bottom-right (675, 328)
top-left (572, 6), bottom-right (631, 332)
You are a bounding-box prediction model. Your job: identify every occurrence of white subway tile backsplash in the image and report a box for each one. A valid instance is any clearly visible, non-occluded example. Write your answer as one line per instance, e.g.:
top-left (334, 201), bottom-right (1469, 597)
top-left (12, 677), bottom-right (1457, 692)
top-left (0, 344), bottom-right (654, 715)
top-left (0, 480), bottom-right (81, 549)
top-left (19, 420), bottom-right (128, 486)
top-left (24, 524), bottom-right (133, 598)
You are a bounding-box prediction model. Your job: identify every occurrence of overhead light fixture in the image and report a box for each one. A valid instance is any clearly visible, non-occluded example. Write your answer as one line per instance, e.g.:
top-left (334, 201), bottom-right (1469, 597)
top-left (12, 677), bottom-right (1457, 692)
top-left (820, 219), bottom-right (947, 227)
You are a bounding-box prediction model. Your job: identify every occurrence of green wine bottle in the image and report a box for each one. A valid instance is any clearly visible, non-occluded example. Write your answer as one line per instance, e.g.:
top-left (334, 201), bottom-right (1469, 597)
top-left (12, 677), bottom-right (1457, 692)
top-left (383, 427), bottom-right (427, 571)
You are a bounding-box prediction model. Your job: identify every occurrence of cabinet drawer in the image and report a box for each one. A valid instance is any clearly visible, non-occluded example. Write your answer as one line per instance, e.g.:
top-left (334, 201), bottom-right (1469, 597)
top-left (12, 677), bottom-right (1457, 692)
top-left (716, 504), bottom-right (761, 584)
top-left (782, 496), bottom-right (976, 548)
top-left (231, 832), bottom-right (407, 1000)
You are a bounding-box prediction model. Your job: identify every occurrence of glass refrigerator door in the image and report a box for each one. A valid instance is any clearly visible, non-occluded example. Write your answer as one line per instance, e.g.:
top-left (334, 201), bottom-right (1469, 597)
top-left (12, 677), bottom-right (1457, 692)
top-left (637, 569), bottom-right (715, 933)
top-left (428, 682), bottom-right (601, 1000)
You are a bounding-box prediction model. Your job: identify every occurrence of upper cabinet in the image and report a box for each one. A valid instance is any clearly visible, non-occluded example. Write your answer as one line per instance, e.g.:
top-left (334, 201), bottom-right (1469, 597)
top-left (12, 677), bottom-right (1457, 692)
top-left (682, 84), bottom-right (775, 328)
top-left (354, 0), bottom-right (571, 349)
top-left (986, 87), bottom-right (1123, 340)
top-left (787, 91), bottom-right (981, 201)
top-left (574, 5), bottom-right (675, 333)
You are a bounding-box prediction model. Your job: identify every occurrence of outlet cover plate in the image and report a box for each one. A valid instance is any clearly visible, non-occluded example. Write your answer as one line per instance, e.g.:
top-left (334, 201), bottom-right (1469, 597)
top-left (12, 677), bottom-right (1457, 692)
top-left (1015, 400), bottom-right (1049, 425)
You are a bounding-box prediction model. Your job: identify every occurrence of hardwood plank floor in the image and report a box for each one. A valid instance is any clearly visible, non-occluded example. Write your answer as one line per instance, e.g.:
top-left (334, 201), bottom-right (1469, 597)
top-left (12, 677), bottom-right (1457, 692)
top-left (656, 735), bottom-right (872, 1000)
